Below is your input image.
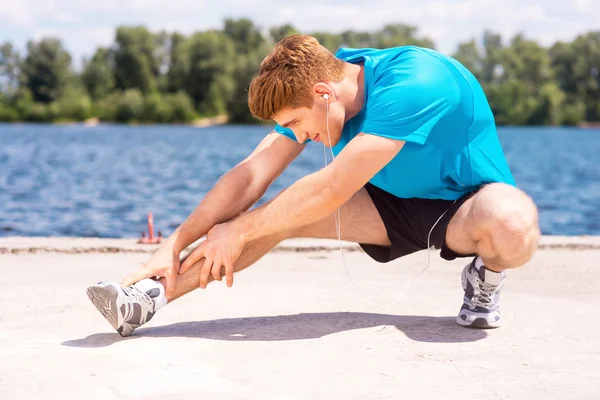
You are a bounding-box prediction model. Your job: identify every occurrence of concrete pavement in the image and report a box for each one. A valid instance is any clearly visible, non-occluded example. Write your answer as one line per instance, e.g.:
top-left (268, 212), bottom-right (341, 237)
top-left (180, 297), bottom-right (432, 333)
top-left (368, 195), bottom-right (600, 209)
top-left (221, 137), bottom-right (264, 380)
top-left (0, 237), bottom-right (598, 399)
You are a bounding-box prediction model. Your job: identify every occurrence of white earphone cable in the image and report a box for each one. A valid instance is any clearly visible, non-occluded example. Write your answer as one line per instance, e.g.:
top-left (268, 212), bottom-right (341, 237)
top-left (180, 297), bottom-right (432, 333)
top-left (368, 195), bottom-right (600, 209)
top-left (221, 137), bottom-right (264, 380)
top-left (323, 96), bottom-right (449, 309)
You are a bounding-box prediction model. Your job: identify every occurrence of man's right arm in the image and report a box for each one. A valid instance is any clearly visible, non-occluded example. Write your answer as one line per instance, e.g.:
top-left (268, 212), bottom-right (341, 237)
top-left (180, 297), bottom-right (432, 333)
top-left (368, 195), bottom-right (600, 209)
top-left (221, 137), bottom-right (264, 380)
top-left (121, 130), bottom-right (305, 293)
top-left (168, 130), bottom-right (306, 256)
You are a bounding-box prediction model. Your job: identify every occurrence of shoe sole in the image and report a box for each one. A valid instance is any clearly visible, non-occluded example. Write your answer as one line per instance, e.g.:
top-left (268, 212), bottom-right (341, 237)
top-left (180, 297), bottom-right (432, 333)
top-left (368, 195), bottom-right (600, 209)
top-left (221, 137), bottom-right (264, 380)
top-left (86, 285), bottom-right (119, 331)
top-left (456, 316), bottom-right (501, 329)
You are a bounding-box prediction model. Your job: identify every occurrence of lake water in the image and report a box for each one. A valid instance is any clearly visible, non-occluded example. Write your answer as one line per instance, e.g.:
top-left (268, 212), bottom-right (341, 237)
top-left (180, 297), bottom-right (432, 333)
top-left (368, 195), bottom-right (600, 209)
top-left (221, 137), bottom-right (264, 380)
top-left (1, 124), bottom-right (598, 238)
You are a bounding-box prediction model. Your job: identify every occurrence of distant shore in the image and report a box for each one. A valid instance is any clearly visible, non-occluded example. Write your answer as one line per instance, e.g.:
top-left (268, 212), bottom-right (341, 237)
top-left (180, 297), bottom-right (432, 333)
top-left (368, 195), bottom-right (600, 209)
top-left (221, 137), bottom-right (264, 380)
top-left (577, 121), bottom-right (600, 129)
top-left (0, 114), bottom-right (238, 128)
top-left (2, 119), bottom-right (599, 129)
top-left (75, 114), bottom-right (232, 128)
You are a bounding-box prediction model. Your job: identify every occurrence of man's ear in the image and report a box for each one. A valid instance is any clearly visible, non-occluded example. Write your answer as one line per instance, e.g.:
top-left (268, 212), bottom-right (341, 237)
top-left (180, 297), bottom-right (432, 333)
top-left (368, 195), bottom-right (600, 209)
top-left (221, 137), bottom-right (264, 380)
top-left (313, 82), bottom-right (334, 102)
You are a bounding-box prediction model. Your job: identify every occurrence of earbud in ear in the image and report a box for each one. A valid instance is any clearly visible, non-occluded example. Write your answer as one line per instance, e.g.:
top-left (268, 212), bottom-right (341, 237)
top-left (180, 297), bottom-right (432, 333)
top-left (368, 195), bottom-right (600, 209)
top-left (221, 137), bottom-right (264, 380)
top-left (322, 93), bottom-right (329, 100)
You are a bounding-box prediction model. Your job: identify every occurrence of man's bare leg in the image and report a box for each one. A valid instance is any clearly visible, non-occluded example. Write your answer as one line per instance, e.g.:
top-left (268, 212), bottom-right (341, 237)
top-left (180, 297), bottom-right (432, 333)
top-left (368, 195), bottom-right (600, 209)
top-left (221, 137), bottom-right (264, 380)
top-left (445, 182), bottom-right (540, 271)
top-left (160, 186), bottom-right (390, 302)
top-left (87, 187), bottom-right (389, 336)
top-left (444, 182), bottom-right (540, 328)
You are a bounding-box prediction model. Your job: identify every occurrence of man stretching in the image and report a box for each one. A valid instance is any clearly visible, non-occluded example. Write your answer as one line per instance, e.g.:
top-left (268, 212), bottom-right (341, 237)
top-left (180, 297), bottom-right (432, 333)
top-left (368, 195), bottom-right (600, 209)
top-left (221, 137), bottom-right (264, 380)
top-left (87, 35), bottom-right (540, 337)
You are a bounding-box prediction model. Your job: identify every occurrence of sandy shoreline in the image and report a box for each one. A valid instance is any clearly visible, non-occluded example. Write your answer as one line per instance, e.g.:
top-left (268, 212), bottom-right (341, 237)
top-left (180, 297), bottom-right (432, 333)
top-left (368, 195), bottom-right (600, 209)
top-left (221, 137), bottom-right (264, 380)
top-left (1, 236), bottom-right (598, 399)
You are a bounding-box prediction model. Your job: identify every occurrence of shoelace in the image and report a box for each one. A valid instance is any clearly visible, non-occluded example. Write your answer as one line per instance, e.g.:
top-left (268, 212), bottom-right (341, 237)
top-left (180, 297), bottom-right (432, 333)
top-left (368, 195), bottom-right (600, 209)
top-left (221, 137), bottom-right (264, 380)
top-left (122, 286), bottom-right (154, 308)
top-left (471, 276), bottom-right (503, 309)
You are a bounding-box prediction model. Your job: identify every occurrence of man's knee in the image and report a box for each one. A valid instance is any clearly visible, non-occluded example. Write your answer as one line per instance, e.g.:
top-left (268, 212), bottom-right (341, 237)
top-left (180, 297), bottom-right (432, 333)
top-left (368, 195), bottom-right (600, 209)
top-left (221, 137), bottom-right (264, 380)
top-left (472, 183), bottom-right (540, 267)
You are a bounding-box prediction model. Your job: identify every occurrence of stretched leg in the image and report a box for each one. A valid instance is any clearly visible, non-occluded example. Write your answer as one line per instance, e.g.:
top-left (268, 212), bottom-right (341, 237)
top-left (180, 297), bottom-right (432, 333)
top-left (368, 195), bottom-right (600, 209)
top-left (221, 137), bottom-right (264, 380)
top-left (163, 186), bottom-right (390, 301)
top-left (446, 183), bottom-right (540, 329)
top-left (87, 187), bottom-right (389, 336)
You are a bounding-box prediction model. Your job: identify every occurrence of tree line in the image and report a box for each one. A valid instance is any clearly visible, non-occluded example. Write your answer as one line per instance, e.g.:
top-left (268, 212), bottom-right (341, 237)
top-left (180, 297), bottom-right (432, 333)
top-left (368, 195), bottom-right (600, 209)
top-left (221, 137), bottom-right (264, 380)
top-left (0, 19), bottom-right (599, 126)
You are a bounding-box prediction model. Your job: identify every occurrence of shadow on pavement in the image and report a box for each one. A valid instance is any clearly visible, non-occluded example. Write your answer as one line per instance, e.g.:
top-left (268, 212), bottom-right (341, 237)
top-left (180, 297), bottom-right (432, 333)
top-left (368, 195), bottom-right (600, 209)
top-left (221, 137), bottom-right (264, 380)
top-left (62, 312), bottom-right (487, 348)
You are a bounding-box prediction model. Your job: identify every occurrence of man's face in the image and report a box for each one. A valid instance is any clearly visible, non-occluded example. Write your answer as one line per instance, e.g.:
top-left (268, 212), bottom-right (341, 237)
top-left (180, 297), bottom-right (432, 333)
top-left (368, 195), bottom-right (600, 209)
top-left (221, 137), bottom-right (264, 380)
top-left (274, 95), bottom-right (344, 148)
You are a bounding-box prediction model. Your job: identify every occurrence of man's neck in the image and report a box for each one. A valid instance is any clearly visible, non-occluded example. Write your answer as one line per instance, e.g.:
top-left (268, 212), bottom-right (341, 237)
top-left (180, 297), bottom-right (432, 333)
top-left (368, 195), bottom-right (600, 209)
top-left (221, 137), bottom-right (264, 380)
top-left (341, 62), bottom-right (365, 122)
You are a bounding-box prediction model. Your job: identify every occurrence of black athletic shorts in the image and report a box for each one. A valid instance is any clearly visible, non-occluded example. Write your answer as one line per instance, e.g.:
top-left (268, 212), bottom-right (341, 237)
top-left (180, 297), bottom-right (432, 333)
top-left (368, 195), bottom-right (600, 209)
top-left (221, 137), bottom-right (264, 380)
top-left (358, 183), bottom-right (479, 263)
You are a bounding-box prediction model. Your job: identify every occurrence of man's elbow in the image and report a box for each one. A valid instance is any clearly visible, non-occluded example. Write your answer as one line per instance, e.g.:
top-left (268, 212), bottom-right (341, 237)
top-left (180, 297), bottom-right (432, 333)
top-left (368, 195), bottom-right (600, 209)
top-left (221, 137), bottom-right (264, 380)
top-left (229, 164), bottom-right (269, 203)
top-left (323, 176), bottom-right (353, 209)
top-left (246, 175), bottom-right (270, 203)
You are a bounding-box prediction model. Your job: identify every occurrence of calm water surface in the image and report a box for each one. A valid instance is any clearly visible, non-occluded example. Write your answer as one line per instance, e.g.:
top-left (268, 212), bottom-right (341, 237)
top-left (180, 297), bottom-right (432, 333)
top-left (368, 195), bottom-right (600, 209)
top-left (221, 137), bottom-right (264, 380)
top-left (0, 124), bottom-right (598, 237)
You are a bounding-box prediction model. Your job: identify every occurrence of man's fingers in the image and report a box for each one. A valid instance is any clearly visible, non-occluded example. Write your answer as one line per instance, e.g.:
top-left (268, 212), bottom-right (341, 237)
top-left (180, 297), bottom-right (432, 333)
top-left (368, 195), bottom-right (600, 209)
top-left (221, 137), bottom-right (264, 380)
top-left (179, 254), bottom-right (195, 274)
top-left (225, 261), bottom-right (234, 288)
top-left (179, 250), bottom-right (192, 266)
top-left (165, 266), bottom-right (177, 300)
top-left (120, 269), bottom-right (149, 287)
top-left (180, 248), bottom-right (203, 274)
top-left (199, 257), bottom-right (213, 288)
top-left (211, 257), bottom-right (223, 281)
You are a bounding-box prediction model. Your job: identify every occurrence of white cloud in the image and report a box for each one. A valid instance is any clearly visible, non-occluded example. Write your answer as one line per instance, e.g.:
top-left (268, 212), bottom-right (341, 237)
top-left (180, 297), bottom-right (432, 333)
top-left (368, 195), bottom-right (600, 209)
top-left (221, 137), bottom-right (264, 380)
top-left (147, 22), bottom-right (200, 36)
top-left (76, 1), bottom-right (120, 12)
top-left (88, 27), bottom-right (115, 42)
top-left (427, 2), bottom-right (452, 19)
top-left (55, 11), bottom-right (79, 23)
top-left (33, 29), bottom-right (62, 40)
top-left (127, 0), bottom-right (205, 11)
top-left (0, 0), bottom-right (34, 25)
top-left (312, 6), bottom-right (362, 19)
top-left (575, 0), bottom-right (592, 11)
top-left (521, 5), bottom-right (547, 21)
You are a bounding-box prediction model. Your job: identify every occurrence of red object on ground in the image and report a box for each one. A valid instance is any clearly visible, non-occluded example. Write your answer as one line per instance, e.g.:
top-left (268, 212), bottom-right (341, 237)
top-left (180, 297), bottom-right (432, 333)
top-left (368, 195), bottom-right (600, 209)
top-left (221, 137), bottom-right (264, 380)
top-left (138, 213), bottom-right (162, 244)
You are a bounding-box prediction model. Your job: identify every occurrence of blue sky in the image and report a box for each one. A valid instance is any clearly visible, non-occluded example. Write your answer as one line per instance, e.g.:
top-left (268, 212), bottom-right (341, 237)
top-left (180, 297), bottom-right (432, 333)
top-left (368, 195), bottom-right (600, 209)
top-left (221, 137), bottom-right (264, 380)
top-left (1, 0), bottom-right (598, 66)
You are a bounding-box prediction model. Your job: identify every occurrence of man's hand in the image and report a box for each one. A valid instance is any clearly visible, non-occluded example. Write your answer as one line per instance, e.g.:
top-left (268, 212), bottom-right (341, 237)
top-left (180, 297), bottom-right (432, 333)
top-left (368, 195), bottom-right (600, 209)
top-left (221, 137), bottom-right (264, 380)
top-left (121, 246), bottom-right (181, 299)
top-left (179, 222), bottom-right (245, 288)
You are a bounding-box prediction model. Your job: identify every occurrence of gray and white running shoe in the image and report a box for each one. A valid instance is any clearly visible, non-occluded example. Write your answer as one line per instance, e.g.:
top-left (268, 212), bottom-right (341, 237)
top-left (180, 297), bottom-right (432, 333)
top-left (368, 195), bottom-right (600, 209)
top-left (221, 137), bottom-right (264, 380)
top-left (456, 257), bottom-right (505, 329)
top-left (87, 281), bottom-right (160, 337)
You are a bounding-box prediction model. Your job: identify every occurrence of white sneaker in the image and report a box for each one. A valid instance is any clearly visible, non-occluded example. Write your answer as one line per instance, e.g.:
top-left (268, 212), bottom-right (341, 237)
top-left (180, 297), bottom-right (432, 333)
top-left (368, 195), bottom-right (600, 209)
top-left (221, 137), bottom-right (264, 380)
top-left (86, 280), bottom-right (165, 337)
top-left (456, 256), bottom-right (505, 329)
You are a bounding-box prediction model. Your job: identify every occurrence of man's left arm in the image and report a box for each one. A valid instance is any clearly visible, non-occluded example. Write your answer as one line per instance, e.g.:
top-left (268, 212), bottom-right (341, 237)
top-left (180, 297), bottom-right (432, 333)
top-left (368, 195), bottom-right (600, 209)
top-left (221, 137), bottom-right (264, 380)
top-left (235, 133), bottom-right (405, 243)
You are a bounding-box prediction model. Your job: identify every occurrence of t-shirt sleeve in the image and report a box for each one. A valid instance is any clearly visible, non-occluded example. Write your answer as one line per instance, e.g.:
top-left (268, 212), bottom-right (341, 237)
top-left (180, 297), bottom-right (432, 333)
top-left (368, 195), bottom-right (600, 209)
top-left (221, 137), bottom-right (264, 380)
top-left (273, 123), bottom-right (296, 141)
top-left (362, 56), bottom-right (461, 145)
top-left (273, 123), bottom-right (311, 143)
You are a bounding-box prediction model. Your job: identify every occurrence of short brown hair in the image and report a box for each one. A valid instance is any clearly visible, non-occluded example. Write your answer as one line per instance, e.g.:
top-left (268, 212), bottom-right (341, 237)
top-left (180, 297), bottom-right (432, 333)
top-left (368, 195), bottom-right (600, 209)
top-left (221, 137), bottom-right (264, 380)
top-left (248, 35), bottom-right (346, 121)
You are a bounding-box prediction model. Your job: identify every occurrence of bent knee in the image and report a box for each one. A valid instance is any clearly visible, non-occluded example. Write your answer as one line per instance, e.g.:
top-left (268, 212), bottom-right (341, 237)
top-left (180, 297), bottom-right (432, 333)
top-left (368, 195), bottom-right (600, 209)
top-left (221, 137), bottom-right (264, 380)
top-left (473, 183), bottom-right (540, 263)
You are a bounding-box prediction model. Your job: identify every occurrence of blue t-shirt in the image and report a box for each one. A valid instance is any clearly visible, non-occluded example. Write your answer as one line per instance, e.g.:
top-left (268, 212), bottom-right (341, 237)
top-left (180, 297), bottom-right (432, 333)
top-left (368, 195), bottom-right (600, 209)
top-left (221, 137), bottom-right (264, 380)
top-left (274, 46), bottom-right (515, 200)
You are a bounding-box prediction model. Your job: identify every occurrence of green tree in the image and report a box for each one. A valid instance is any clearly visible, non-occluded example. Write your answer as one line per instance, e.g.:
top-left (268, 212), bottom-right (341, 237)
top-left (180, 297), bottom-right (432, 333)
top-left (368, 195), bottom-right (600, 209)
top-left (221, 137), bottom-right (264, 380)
top-left (81, 47), bottom-right (114, 100)
top-left (0, 42), bottom-right (21, 97)
top-left (0, 42), bottom-right (21, 121)
top-left (311, 32), bottom-right (344, 53)
top-left (153, 30), bottom-right (172, 92)
top-left (550, 32), bottom-right (600, 122)
top-left (482, 33), bottom-right (565, 125)
top-left (142, 91), bottom-right (196, 123)
top-left (20, 37), bottom-right (72, 103)
top-left (374, 24), bottom-right (435, 49)
top-left (270, 24), bottom-right (300, 43)
top-left (339, 30), bottom-right (373, 48)
top-left (166, 33), bottom-right (189, 93)
top-left (95, 92), bottom-right (121, 121)
top-left (113, 26), bottom-right (158, 94)
top-left (2, 21), bottom-right (599, 125)
top-left (481, 31), bottom-right (504, 84)
top-left (0, 99), bottom-right (20, 122)
top-left (115, 89), bottom-right (145, 123)
top-left (453, 39), bottom-right (482, 80)
top-left (143, 93), bottom-right (173, 123)
top-left (224, 18), bottom-right (265, 55)
top-left (167, 91), bottom-right (197, 122)
top-left (185, 30), bottom-right (236, 115)
top-left (226, 51), bottom-right (267, 123)
top-left (50, 84), bottom-right (93, 122)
